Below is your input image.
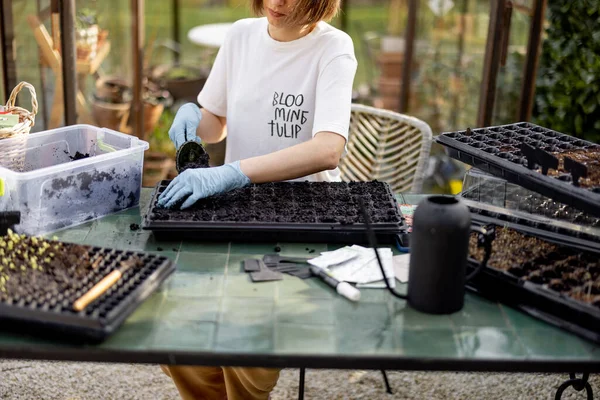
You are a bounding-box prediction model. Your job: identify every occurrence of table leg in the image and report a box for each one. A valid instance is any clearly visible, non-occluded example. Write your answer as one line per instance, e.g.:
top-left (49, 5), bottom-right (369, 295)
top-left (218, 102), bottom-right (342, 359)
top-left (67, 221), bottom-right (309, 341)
top-left (554, 373), bottom-right (593, 400)
top-left (381, 370), bottom-right (393, 394)
top-left (298, 368), bottom-right (305, 400)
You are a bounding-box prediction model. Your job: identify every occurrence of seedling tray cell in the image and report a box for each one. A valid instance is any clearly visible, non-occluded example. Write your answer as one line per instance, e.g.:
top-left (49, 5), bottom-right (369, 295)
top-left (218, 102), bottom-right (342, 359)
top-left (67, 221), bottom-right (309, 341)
top-left (436, 122), bottom-right (600, 217)
top-left (0, 234), bottom-right (174, 342)
top-left (466, 209), bottom-right (600, 344)
top-left (143, 181), bottom-right (405, 243)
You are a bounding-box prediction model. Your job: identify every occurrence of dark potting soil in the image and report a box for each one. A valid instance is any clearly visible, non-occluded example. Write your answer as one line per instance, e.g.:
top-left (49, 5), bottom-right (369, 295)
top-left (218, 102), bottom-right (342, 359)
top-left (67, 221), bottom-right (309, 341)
top-left (545, 149), bottom-right (600, 188)
top-left (69, 151), bottom-right (91, 161)
top-left (148, 181), bottom-right (401, 225)
top-left (0, 230), bottom-right (143, 309)
top-left (469, 227), bottom-right (600, 308)
top-left (129, 223), bottom-right (140, 231)
top-left (179, 153), bottom-right (210, 172)
top-left (31, 166), bottom-right (141, 232)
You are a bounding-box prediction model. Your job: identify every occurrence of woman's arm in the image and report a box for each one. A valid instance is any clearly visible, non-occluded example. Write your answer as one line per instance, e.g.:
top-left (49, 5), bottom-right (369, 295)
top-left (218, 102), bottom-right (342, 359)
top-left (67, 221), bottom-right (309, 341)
top-left (158, 131), bottom-right (346, 209)
top-left (196, 109), bottom-right (227, 144)
top-left (240, 131), bottom-right (346, 183)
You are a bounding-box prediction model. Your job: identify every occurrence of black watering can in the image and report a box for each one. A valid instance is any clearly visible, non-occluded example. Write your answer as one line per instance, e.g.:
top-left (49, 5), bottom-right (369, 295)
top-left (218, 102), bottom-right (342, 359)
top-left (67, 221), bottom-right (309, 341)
top-left (360, 196), bottom-right (494, 315)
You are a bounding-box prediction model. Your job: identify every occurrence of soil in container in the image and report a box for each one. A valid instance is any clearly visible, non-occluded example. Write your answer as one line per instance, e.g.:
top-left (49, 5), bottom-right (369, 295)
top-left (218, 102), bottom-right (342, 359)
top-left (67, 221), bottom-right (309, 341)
top-left (68, 151), bottom-right (91, 161)
top-left (179, 153), bottom-right (210, 172)
top-left (469, 227), bottom-right (600, 308)
top-left (543, 149), bottom-right (600, 188)
top-left (35, 166), bottom-right (141, 231)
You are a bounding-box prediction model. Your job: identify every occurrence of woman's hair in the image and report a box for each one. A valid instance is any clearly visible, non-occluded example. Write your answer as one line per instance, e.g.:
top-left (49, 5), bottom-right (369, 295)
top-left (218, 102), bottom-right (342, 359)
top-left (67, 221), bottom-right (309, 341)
top-left (251, 0), bottom-right (340, 25)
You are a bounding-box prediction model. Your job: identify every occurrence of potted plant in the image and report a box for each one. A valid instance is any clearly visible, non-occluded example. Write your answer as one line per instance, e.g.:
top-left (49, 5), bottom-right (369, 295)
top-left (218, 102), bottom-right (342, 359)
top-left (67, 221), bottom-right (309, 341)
top-left (139, 79), bottom-right (173, 141)
top-left (91, 76), bottom-right (172, 138)
top-left (91, 76), bottom-right (131, 132)
top-left (75, 7), bottom-right (99, 61)
top-left (150, 64), bottom-right (209, 103)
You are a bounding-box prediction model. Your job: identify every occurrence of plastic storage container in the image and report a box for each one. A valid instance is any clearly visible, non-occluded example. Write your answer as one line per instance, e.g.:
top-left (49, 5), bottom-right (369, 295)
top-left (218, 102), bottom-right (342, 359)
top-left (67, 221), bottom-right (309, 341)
top-left (0, 125), bottom-right (149, 235)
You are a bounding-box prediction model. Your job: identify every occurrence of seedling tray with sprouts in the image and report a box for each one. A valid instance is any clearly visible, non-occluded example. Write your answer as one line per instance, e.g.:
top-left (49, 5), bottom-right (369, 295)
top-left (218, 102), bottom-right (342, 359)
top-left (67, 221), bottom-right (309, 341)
top-left (466, 210), bottom-right (600, 344)
top-left (436, 122), bottom-right (600, 217)
top-left (0, 231), bottom-right (174, 342)
top-left (143, 181), bottom-right (405, 243)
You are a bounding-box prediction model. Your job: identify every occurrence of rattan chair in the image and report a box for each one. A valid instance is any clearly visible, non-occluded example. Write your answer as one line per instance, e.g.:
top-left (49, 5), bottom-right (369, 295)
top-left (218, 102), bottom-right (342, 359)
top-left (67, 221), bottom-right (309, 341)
top-left (340, 103), bottom-right (433, 193)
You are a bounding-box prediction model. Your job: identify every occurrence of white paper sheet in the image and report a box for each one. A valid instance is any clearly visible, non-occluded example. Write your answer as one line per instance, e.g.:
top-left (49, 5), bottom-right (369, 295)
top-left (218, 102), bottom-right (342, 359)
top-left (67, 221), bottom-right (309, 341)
top-left (307, 247), bottom-right (358, 269)
top-left (356, 253), bottom-right (410, 288)
top-left (309, 245), bottom-right (396, 288)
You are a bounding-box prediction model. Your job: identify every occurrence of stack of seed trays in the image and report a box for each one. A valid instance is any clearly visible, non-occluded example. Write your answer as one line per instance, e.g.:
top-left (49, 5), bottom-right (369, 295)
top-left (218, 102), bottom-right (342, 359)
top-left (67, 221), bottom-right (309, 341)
top-left (467, 213), bottom-right (600, 343)
top-left (143, 181), bottom-right (405, 244)
top-left (0, 230), bottom-right (174, 342)
top-left (436, 122), bottom-right (600, 217)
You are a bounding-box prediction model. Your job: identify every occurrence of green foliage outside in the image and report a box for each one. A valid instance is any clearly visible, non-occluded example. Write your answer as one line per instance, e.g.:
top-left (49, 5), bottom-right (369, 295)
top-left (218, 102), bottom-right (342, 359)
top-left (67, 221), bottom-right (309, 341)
top-left (533, 0), bottom-right (600, 143)
top-left (75, 8), bottom-right (98, 30)
top-left (149, 108), bottom-right (176, 156)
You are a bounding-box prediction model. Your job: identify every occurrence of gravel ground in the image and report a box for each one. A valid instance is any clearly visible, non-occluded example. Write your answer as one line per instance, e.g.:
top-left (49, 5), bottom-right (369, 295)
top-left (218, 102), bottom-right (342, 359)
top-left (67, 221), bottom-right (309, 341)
top-left (0, 360), bottom-right (598, 399)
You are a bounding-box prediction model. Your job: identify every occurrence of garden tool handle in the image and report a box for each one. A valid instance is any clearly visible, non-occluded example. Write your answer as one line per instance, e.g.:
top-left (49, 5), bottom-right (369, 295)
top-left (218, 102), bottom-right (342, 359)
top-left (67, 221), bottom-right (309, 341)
top-left (73, 258), bottom-right (137, 311)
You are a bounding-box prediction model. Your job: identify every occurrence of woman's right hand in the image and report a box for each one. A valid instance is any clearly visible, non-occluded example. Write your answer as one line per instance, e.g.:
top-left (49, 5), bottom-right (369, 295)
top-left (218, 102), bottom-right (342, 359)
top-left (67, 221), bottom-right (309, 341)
top-left (168, 103), bottom-right (203, 149)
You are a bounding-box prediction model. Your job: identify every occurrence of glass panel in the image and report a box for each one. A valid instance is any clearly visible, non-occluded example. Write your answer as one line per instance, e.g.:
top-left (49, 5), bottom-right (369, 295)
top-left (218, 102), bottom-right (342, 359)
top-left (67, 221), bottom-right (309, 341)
top-left (491, 2), bottom-right (531, 125)
top-left (409, 0), bottom-right (491, 133)
top-left (0, 38), bottom-right (4, 104)
top-left (405, 0), bottom-right (492, 193)
top-left (10, 1), bottom-right (50, 132)
top-left (335, 1), bottom-right (390, 99)
top-left (86, 0), bottom-right (133, 131)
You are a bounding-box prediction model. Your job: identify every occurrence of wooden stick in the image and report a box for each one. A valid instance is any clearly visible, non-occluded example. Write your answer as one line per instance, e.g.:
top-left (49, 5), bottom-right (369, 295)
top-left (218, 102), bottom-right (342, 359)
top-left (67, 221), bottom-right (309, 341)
top-left (73, 258), bottom-right (136, 312)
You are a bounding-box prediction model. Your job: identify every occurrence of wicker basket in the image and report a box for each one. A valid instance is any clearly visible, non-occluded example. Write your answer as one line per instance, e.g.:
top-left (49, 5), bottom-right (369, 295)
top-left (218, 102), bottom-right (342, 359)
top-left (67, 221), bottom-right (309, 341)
top-left (0, 82), bottom-right (38, 171)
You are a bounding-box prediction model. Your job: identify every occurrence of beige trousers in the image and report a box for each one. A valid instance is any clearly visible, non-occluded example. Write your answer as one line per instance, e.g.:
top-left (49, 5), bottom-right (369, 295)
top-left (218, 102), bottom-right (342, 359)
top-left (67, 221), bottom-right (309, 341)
top-left (161, 365), bottom-right (280, 400)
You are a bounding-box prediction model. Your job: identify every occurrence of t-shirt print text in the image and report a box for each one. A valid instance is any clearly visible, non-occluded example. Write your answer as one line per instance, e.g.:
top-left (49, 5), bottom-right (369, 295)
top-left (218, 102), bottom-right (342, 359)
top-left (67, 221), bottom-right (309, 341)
top-left (269, 92), bottom-right (309, 139)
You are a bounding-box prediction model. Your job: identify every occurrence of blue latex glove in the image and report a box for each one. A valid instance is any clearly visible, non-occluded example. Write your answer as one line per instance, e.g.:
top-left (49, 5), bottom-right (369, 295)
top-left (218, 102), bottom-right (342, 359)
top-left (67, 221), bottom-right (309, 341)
top-left (157, 161), bottom-right (251, 209)
top-left (169, 103), bottom-right (202, 149)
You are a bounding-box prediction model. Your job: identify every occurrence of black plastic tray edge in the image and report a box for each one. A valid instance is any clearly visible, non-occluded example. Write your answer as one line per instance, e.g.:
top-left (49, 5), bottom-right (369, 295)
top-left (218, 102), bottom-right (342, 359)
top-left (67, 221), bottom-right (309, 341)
top-left (436, 135), bottom-right (600, 218)
top-left (100, 257), bottom-right (175, 338)
top-left (150, 228), bottom-right (402, 245)
top-left (467, 204), bottom-right (600, 248)
top-left (467, 216), bottom-right (600, 344)
top-left (0, 255), bottom-right (176, 343)
top-left (142, 180), bottom-right (406, 234)
top-left (466, 267), bottom-right (600, 345)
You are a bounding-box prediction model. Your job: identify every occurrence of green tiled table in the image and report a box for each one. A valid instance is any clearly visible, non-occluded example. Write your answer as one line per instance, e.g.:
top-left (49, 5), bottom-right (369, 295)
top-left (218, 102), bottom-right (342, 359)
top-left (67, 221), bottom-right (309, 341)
top-left (0, 189), bottom-right (599, 374)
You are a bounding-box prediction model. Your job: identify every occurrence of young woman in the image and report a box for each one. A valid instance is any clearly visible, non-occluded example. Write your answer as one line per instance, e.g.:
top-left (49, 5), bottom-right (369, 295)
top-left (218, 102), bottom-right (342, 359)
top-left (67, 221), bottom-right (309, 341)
top-left (160, 0), bottom-right (356, 398)
top-left (157, 0), bottom-right (356, 210)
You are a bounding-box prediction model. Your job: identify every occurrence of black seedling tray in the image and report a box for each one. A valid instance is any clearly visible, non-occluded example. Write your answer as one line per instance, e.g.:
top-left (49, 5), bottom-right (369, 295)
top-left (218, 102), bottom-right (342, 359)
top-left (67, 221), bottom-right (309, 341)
top-left (0, 244), bottom-right (174, 342)
top-left (436, 122), bottom-right (600, 217)
top-left (466, 207), bottom-right (600, 344)
top-left (143, 181), bottom-right (405, 243)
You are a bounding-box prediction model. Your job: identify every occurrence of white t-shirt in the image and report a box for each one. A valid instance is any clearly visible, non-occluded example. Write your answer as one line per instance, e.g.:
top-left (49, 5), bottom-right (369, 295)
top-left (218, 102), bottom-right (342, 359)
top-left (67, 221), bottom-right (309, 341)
top-left (198, 17), bottom-right (357, 182)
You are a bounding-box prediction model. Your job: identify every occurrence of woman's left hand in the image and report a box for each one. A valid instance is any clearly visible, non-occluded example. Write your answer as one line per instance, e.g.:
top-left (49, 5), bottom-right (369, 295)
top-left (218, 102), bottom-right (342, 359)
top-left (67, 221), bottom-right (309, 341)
top-left (157, 161), bottom-right (251, 209)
